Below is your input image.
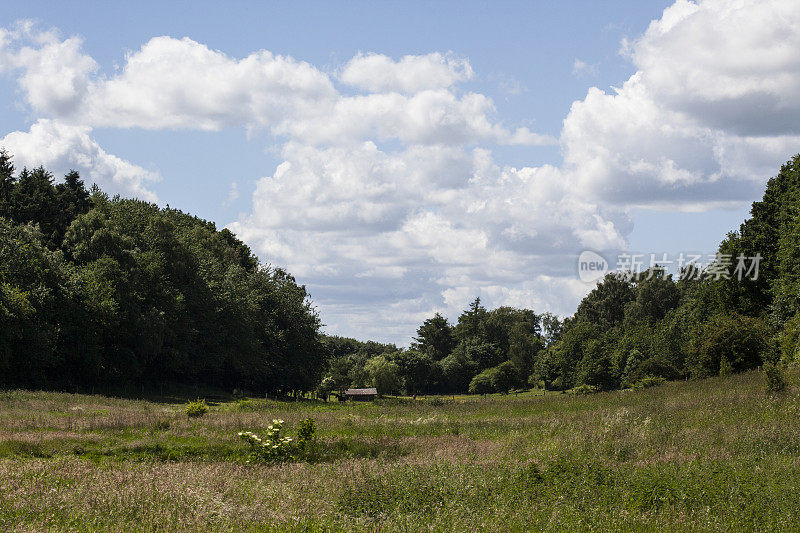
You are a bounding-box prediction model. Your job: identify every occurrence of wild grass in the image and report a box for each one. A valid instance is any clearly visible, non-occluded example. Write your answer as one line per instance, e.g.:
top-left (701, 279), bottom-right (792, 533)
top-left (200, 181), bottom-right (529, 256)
top-left (0, 369), bottom-right (798, 531)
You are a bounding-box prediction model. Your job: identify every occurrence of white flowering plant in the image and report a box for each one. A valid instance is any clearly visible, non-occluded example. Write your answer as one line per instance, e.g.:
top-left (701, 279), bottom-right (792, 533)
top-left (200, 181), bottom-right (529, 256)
top-left (238, 419), bottom-right (296, 462)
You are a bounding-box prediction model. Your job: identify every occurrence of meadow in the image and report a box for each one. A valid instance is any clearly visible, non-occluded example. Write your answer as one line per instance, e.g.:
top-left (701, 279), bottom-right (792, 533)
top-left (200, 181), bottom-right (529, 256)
top-left (1, 370), bottom-right (799, 532)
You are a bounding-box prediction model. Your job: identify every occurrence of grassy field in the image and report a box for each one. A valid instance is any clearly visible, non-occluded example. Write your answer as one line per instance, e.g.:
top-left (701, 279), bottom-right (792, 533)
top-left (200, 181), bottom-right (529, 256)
top-left (1, 370), bottom-right (799, 532)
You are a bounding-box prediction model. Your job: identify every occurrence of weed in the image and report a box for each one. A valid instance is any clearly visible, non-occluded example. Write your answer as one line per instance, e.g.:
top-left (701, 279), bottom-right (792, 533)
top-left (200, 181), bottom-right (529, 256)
top-left (632, 376), bottom-right (666, 390)
top-left (764, 362), bottom-right (788, 393)
top-left (184, 399), bottom-right (209, 418)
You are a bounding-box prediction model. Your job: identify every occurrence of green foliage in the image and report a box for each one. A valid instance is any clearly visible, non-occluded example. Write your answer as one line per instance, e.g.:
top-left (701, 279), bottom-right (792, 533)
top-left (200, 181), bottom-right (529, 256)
top-left (0, 155), bottom-right (326, 394)
top-left (239, 418), bottom-right (320, 463)
top-left (184, 399), bottom-right (209, 418)
top-left (364, 355), bottom-right (401, 396)
top-left (764, 362), bottom-right (787, 393)
top-left (296, 418), bottom-right (317, 446)
top-left (413, 313), bottom-right (455, 360)
top-left (391, 349), bottom-right (437, 395)
top-left (688, 313), bottom-right (771, 377)
top-left (238, 419), bottom-right (294, 462)
top-left (438, 349), bottom-right (477, 392)
top-left (570, 384), bottom-right (597, 395)
top-left (315, 375), bottom-right (336, 401)
top-left (574, 273), bottom-right (635, 329)
top-left (489, 361), bottom-right (517, 394)
top-left (468, 370), bottom-right (494, 395)
top-left (631, 376), bottom-right (666, 390)
top-left (719, 355), bottom-right (734, 376)
top-left (779, 312), bottom-right (800, 364)
top-left (464, 359), bottom-right (524, 395)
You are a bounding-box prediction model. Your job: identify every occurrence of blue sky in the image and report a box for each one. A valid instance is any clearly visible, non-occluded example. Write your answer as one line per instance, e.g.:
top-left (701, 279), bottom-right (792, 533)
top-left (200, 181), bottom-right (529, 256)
top-left (1, 0), bottom-right (796, 344)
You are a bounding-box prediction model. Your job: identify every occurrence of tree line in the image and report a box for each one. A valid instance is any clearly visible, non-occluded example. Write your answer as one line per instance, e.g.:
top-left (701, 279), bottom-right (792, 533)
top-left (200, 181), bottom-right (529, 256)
top-left (2, 151), bottom-right (799, 397)
top-left (321, 155), bottom-right (800, 396)
top-left (0, 150), bottom-right (326, 393)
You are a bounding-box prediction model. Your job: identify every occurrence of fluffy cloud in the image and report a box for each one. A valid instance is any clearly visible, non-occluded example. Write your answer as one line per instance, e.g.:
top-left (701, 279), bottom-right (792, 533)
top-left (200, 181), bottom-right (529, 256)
top-left (86, 37), bottom-right (336, 131)
top-left (1, 30), bottom-right (551, 147)
top-left (339, 52), bottom-right (474, 93)
top-left (229, 141), bottom-right (625, 340)
top-left (1, 119), bottom-right (159, 201)
top-left (0, 22), bottom-right (97, 116)
top-left (561, 0), bottom-right (800, 209)
top-left (627, 0), bottom-right (800, 136)
top-left (273, 90), bottom-right (554, 146)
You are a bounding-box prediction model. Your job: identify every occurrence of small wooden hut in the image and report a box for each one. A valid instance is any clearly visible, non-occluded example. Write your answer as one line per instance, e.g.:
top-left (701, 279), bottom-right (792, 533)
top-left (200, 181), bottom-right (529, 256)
top-left (344, 388), bottom-right (378, 402)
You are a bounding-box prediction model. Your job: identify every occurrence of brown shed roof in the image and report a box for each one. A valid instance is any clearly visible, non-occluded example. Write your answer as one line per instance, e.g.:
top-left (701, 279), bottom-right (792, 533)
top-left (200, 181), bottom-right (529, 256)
top-left (345, 388), bottom-right (378, 396)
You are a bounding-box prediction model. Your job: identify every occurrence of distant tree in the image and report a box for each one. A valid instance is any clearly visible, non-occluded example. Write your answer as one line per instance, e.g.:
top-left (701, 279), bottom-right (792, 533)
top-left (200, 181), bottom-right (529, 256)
top-left (0, 155), bottom-right (327, 392)
top-left (574, 273), bottom-right (635, 329)
top-left (455, 297), bottom-right (488, 342)
top-left (507, 323), bottom-right (544, 387)
top-left (316, 375), bottom-right (335, 402)
top-left (391, 349), bottom-right (436, 395)
top-left (413, 313), bottom-right (456, 360)
top-left (624, 267), bottom-right (681, 326)
top-left (540, 312), bottom-right (564, 346)
top-left (0, 149), bottom-right (15, 215)
top-left (10, 167), bottom-right (59, 242)
top-left (688, 313), bottom-right (772, 377)
top-left (577, 339), bottom-right (616, 390)
top-left (365, 355), bottom-right (401, 397)
top-left (534, 319), bottom-right (607, 391)
top-left (459, 338), bottom-right (503, 372)
top-left (468, 369), bottom-right (495, 395)
top-left (489, 361), bottom-right (517, 394)
top-left (438, 349), bottom-right (477, 392)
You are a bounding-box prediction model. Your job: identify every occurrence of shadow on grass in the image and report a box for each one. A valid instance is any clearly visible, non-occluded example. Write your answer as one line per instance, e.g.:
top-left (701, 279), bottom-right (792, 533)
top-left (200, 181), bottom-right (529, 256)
top-left (0, 437), bottom-right (410, 465)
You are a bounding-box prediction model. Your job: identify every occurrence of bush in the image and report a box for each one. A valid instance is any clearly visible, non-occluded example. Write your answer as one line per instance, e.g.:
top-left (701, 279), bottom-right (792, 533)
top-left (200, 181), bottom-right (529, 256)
top-left (296, 418), bottom-right (317, 447)
top-left (468, 371), bottom-right (495, 395)
top-left (719, 356), bottom-right (734, 376)
top-left (490, 361), bottom-right (517, 394)
top-left (570, 384), bottom-right (597, 395)
top-left (689, 313), bottom-right (771, 377)
top-left (239, 419), bottom-right (294, 462)
top-left (632, 376), bottom-right (666, 390)
top-left (764, 363), bottom-right (787, 393)
top-left (239, 417), bottom-right (319, 463)
top-left (184, 399), bottom-right (208, 418)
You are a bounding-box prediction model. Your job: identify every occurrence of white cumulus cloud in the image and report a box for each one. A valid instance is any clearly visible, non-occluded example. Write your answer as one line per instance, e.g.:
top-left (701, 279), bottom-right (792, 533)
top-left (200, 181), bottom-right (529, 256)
top-left (1, 119), bottom-right (159, 201)
top-left (560, 0), bottom-right (800, 210)
top-left (339, 52), bottom-right (474, 93)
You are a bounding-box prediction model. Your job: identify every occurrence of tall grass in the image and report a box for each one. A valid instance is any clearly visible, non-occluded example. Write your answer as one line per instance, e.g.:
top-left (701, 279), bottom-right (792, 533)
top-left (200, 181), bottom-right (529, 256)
top-left (0, 369), bottom-right (798, 531)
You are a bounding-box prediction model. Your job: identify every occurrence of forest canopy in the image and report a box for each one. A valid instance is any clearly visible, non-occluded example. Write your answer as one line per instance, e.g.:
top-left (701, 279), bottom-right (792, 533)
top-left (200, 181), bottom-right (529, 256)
top-left (0, 150), bottom-right (325, 393)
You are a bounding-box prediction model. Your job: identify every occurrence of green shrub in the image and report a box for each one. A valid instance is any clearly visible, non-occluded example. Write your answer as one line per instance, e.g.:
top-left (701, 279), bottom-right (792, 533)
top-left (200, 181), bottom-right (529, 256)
top-left (719, 356), bottom-right (734, 376)
top-left (296, 418), bottom-right (317, 447)
top-left (570, 384), bottom-right (597, 395)
top-left (688, 313), bottom-right (770, 377)
top-left (632, 376), bottom-right (666, 390)
top-left (764, 363), bottom-right (787, 393)
top-left (184, 399), bottom-right (209, 418)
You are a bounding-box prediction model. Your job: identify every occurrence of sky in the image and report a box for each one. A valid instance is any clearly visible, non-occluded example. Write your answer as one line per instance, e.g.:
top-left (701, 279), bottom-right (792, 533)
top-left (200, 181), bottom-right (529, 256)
top-left (1, 0), bottom-right (798, 345)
